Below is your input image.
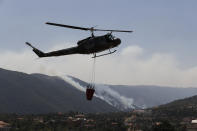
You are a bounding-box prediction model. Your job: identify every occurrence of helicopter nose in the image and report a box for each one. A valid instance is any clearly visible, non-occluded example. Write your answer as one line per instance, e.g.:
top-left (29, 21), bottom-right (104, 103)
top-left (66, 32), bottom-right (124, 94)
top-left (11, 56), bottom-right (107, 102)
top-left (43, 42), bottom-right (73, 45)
top-left (115, 38), bottom-right (121, 45)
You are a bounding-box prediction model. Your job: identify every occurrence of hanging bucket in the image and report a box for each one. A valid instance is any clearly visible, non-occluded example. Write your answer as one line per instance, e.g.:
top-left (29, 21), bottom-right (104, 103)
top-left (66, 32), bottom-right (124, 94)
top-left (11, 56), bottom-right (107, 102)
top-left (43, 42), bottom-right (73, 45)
top-left (86, 85), bottom-right (95, 100)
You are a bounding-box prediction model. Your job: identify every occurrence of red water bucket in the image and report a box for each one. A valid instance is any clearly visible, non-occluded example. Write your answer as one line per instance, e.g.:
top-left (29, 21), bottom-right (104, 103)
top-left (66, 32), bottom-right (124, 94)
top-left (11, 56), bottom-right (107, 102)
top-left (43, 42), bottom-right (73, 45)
top-left (86, 88), bottom-right (95, 100)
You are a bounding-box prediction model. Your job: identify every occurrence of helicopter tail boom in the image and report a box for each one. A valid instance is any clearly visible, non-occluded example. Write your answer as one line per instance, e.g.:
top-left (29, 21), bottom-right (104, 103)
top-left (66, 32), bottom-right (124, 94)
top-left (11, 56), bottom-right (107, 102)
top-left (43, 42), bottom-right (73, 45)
top-left (26, 42), bottom-right (46, 57)
top-left (26, 42), bottom-right (79, 57)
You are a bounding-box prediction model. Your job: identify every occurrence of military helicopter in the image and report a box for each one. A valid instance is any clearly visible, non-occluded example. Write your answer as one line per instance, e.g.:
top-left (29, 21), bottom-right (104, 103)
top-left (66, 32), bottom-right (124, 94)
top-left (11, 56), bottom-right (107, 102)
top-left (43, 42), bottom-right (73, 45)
top-left (26, 22), bottom-right (133, 101)
top-left (26, 22), bottom-right (133, 58)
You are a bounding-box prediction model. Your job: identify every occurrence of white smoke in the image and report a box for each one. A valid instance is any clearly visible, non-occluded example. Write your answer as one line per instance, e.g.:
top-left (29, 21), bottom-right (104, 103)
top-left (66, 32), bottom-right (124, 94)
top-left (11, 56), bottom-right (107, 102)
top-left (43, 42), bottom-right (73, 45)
top-left (63, 75), bottom-right (85, 92)
top-left (58, 75), bottom-right (136, 110)
top-left (94, 84), bottom-right (135, 110)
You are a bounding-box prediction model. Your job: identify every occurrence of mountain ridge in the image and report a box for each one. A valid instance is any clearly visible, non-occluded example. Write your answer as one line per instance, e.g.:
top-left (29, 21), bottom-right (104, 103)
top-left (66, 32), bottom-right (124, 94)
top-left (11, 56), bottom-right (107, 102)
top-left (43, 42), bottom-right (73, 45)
top-left (0, 68), bottom-right (118, 114)
top-left (1, 68), bottom-right (197, 114)
top-left (151, 95), bottom-right (197, 119)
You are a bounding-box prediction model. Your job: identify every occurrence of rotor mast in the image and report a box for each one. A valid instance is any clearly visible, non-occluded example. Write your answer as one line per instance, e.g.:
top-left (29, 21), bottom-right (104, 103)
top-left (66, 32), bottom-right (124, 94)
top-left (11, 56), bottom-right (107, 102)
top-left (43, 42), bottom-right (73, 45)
top-left (90, 27), bottom-right (94, 37)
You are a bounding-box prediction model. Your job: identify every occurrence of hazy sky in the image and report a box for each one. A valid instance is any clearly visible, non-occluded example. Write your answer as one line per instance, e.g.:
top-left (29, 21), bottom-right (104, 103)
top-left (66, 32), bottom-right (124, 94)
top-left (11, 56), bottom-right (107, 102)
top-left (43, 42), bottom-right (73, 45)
top-left (0, 0), bottom-right (197, 86)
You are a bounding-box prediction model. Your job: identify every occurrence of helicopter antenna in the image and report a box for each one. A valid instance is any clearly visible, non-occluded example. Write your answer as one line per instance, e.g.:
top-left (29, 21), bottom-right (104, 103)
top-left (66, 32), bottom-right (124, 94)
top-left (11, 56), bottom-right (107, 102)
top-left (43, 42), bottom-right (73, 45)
top-left (46, 22), bottom-right (133, 36)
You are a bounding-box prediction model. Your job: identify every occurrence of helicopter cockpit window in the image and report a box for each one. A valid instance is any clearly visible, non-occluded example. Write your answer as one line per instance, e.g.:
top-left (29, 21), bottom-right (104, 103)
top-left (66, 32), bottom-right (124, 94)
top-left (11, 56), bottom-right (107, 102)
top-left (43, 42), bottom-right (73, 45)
top-left (107, 34), bottom-right (115, 41)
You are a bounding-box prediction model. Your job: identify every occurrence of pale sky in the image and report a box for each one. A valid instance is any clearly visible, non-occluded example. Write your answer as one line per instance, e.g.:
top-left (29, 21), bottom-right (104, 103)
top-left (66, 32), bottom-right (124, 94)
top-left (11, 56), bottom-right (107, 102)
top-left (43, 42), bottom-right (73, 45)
top-left (0, 0), bottom-right (197, 87)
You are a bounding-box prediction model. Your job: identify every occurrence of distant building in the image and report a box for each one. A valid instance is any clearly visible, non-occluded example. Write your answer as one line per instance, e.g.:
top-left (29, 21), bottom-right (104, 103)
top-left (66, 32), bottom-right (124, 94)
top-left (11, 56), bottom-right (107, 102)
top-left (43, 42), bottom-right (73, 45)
top-left (0, 121), bottom-right (10, 131)
top-left (75, 114), bottom-right (85, 118)
top-left (155, 122), bottom-right (162, 126)
top-left (191, 120), bottom-right (197, 124)
top-left (86, 119), bottom-right (94, 123)
top-left (133, 110), bottom-right (145, 114)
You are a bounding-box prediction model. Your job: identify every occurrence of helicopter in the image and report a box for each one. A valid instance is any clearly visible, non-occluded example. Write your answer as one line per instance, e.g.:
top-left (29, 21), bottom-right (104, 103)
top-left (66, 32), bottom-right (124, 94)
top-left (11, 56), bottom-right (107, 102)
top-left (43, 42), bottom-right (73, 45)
top-left (26, 22), bottom-right (133, 101)
top-left (26, 22), bottom-right (133, 58)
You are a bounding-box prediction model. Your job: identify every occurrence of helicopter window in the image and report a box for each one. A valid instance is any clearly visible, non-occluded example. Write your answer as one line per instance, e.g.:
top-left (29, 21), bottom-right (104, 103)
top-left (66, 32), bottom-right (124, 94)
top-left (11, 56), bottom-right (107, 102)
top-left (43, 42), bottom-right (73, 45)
top-left (107, 34), bottom-right (115, 41)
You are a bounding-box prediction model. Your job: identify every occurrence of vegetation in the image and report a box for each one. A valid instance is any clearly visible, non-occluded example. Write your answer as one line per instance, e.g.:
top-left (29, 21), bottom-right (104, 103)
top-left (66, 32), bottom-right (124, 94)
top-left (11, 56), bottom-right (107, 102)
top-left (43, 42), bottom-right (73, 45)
top-left (0, 112), bottom-right (127, 131)
top-left (0, 95), bottom-right (197, 130)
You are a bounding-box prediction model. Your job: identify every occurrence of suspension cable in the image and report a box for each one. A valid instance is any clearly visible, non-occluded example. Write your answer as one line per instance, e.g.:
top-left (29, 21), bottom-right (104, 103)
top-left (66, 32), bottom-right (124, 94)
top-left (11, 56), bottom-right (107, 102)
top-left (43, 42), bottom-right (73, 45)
top-left (90, 53), bottom-right (96, 88)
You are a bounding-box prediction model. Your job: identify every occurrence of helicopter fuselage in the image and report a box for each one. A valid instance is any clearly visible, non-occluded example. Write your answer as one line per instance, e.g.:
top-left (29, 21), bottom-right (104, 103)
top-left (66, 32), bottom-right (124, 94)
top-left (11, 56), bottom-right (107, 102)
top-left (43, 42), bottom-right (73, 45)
top-left (76, 34), bottom-right (121, 54)
top-left (26, 34), bottom-right (121, 58)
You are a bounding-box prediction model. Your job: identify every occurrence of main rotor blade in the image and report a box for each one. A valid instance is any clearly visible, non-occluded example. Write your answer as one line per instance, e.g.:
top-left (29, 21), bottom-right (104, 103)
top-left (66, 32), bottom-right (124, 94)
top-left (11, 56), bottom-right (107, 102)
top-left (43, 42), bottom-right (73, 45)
top-left (46, 22), bottom-right (89, 31)
top-left (46, 22), bottom-right (133, 33)
top-left (94, 29), bottom-right (133, 33)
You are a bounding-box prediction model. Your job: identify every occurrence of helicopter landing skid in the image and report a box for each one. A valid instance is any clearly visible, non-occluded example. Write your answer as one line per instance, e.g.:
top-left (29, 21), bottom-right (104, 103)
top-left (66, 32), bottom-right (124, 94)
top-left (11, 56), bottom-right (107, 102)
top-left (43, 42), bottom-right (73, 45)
top-left (92, 50), bottom-right (116, 58)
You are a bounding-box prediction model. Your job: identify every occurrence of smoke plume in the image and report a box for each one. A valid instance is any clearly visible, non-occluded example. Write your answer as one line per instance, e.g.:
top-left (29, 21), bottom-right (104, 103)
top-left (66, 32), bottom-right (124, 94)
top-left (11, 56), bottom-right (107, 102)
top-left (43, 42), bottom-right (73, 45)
top-left (94, 84), bottom-right (135, 110)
